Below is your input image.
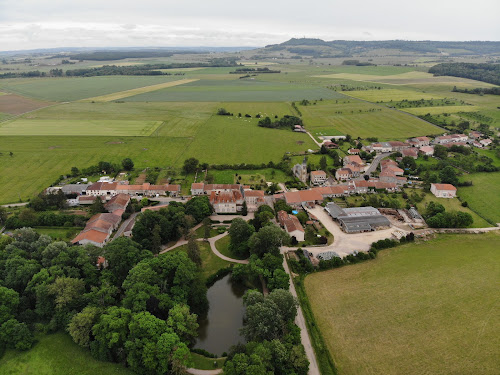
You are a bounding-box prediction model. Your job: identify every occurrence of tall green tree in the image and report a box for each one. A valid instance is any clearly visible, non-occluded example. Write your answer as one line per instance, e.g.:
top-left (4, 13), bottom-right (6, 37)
top-left (187, 235), bottom-right (202, 267)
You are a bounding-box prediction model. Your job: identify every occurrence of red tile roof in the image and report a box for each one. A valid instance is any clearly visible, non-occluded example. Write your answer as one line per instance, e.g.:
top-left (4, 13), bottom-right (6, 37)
top-left (432, 183), bottom-right (457, 191)
top-left (72, 229), bottom-right (109, 244)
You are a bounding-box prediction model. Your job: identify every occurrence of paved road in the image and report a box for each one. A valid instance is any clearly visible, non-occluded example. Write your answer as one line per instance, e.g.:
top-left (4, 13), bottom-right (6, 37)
top-left (366, 152), bottom-right (391, 175)
top-left (1, 202), bottom-right (29, 208)
top-left (111, 212), bottom-right (138, 241)
top-left (282, 253), bottom-right (320, 375)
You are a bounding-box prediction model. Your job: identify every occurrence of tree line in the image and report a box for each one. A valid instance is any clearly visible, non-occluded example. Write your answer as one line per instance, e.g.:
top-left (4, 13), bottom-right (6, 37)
top-left (429, 63), bottom-right (500, 86)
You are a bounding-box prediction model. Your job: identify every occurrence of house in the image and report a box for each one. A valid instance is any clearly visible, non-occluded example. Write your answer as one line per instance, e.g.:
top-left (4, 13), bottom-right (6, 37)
top-left (480, 139), bottom-right (492, 147)
top-left (348, 148), bottom-right (360, 155)
top-left (372, 142), bottom-right (393, 153)
top-left (384, 165), bottom-right (404, 176)
top-left (335, 168), bottom-right (352, 181)
top-left (434, 135), bottom-right (453, 144)
top-left (387, 141), bottom-right (411, 151)
top-left (343, 155), bottom-right (364, 167)
top-left (123, 219), bottom-right (135, 237)
top-left (86, 182), bottom-right (118, 196)
top-left (72, 213), bottom-right (122, 248)
top-left (419, 146), bottom-right (434, 156)
top-left (292, 157), bottom-right (308, 184)
top-left (430, 183), bottom-right (457, 198)
top-left (323, 141), bottom-right (338, 149)
top-left (191, 183), bottom-right (205, 195)
top-left (282, 189), bottom-right (324, 208)
top-left (310, 170), bottom-right (327, 185)
top-left (210, 190), bottom-right (244, 214)
top-left (61, 184), bottom-right (91, 196)
top-left (314, 185), bottom-right (351, 198)
top-left (244, 190), bottom-right (265, 212)
top-left (469, 131), bottom-right (483, 139)
top-left (77, 195), bottom-right (105, 205)
top-left (408, 136), bottom-right (431, 147)
top-left (450, 134), bottom-right (468, 143)
top-left (72, 230), bottom-right (111, 247)
top-left (104, 194), bottom-right (130, 215)
top-left (401, 148), bottom-right (418, 159)
top-left (277, 211), bottom-right (305, 242)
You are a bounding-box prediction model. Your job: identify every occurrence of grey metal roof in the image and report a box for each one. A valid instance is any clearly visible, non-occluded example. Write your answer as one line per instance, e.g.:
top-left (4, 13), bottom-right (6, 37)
top-left (338, 215), bottom-right (391, 228)
top-left (325, 203), bottom-right (346, 219)
top-left (61, 184), bottom-right (90, 194)
top-left (341, 221), bottom-right (373, 232)
top-left (343, 206), bottom-right (380, 217)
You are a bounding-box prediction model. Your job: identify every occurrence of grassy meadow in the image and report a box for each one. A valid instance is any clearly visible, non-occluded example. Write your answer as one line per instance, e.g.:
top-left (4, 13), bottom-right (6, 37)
top-left (0, 332), bottom-right (132, 375)
top-left (458, 172), bottom-right (500, 225)
top-left (304, 233), bottom-right (500, 375)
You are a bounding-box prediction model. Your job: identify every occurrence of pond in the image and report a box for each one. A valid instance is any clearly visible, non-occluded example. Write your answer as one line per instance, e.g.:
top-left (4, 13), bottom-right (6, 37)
top-left (193, 274), bottom-right (246, 356)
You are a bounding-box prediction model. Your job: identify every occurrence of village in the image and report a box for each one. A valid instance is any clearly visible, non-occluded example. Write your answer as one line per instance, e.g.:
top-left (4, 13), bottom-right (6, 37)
top-left (29, 128), bottom-right (495, 267)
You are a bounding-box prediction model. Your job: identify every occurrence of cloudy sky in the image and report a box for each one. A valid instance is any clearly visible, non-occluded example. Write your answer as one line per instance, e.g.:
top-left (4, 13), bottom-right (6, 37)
top-left (0, 0), bottom-right (499, 51)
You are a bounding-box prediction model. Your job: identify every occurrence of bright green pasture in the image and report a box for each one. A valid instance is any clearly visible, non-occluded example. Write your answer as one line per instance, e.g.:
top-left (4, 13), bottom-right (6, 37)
top-left (209, 168), bottom-right (290, 184)
top-left (300, 99), bottom-right (443, 140)
top-left (416, 192), bottom-right (491, 228)
top-left (123, 79), bottom-right (343, 102)
top-left (0, 332), bottom-right (133, 375)
top-left (0, 136), bottom-right (190, 204)
top-left (33, 227), bottom-right (83, 240)
top-left (457, 172), bottom-right (500, 225)
top-left (178, 115), bottom-right (316, 165)
top-left (0, 76), bottom-right (180, 102)
top-left (305, 232), bottom-right (500, 375)
top-left (0, 119), bottom-right (163, 136)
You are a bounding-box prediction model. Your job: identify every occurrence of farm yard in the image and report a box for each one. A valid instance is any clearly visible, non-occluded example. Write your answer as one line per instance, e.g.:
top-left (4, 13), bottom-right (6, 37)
top-left (304, 233), bottom-right (500, 375)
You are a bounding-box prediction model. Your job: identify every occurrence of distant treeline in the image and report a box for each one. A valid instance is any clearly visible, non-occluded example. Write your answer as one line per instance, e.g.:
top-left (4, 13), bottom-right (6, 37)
top-left (452, 85), bottom-right (500, 96)
top-left (266, 38), bottom-right (500, 55)
top-left (69, 51), bottom-right (190, 61)
top-left (342, 59), bottom-right (376, 66)
top-left (0, 59), bottom-right (238, 79)
top-left (230, 67), bottom-right (280, 74)
top-left (429, 63), bottom-right (500, 86)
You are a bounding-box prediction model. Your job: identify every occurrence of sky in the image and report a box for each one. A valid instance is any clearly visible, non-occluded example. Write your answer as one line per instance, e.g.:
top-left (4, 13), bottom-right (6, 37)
top-left (0, 0), bottom-right (499, 51)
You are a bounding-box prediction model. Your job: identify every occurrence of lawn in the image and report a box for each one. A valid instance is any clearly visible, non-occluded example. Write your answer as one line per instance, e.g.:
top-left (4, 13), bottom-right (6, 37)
top-left (304, 232), bottom-right (500, 375)
top-left (416, 191), bottom-right (491, 228)
top-left (215, 235), bottom-right (248, 260)
top-left (123, 79), bottom-right (343, 102)
top-left (193, 224), bottom-right (223, 239)
top-left (300, 99), bottom-right (443, 140)
top-left (0, 332), bottom-right (133, 375)
top-left (171, 241), bottom-right (231, 281)
top-left (33, 227), bottom-right (83, 241)
top-left (0, 76), bottom-right (181, 102)
top-left (190, 352), bottom-right (225, 370)
top-left (457, 172), bottom-right (500, 225)
top-left (209, 168), bottom-right (291, 185)
top-left (0, 119), bottom-right (163, 136)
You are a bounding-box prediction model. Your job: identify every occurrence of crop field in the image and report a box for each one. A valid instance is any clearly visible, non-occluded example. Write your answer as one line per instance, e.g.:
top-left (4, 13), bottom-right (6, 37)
top-left (304, 233), bottom-right (500, 375)
top-left (341, 88), bottom-right (444, 102)
top-left (0, 332), bottom-right (133, 375)
top-left (401, 105), bottom-right (480, 115)
top-left (123, 79), bottom-right (343, 102)
top-left (177, 115), bottom-right (316, 165)
top-left (81, 78), bottom-right (199, 102)
top-left (0, 93), bottom-right (53, 114)
top-left (0, 119), bottom-right (163, 136)
top-left (300, 99), bottom-right (443, 140)
top-left (0, 76), bottom-right (181, 102)
top-left (458, 172), bottom-right (500, 225)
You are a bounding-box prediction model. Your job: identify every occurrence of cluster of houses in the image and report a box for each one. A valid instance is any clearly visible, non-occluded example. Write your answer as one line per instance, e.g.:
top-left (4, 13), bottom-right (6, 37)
top-left (190, 183), bottom-right (266, 213)
top-left (277, 210), bottom-right (305, 242)
top-left (71, 193), bottom-right (131, 247)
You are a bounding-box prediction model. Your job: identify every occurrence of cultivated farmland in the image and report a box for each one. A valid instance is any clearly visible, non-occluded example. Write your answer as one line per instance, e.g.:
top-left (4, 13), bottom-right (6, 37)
top-left (304, 233), bottom-right (500, 375)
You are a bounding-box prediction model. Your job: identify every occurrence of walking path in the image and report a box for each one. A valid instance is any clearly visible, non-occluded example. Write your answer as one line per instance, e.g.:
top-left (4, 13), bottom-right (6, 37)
top-left (187, 368), bottom-right (222, 375)
top-left (306, 131), bottom-right (322, 148)
top-left (282, 254), bottom-right (320, 375)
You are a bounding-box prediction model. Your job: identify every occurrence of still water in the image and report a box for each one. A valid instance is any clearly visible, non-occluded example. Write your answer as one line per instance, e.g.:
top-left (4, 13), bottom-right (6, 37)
top-left (193, 274), bottom-right (246, 356)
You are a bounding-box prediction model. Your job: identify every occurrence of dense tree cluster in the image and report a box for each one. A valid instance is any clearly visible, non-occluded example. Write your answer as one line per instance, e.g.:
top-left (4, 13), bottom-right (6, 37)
top-left (258, 115), bottom-right (303, 129)
top-left (429, 63), bottom-right (500, 86)
top-left (132, 197), bottom-right (212, 252)
top-left (229, 67), bottom-right (280, 74)
top-left (223, 289), bottom-right (308, 375)
top-left (423, 201), bottom-right (473, 228)
top-left (452, 86), bottom-right (500, 96)
top-left (0, 229), bottom-right (206, 373)
top-left (5, 209), bottom-right (87, 229)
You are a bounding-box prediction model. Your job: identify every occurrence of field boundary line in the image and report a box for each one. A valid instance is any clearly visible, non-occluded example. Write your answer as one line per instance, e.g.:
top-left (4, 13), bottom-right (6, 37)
top-left (79, 78), bottom-right (199, 102)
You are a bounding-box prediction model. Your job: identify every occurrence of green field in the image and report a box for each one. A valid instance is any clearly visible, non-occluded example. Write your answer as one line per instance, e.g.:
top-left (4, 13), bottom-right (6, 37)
top-left (304, 233), bottom-right (500, 375)
top-left (0, 332), bottom-right (132, 375)
top-left (170, 241), bottom-right (231, 282)
top-left (33, 227), bottom-right (83, 240)
top-left (215, 235), bottom-right (248, 260)
top-left (342, 88), bottom-right (444, 102)
top-left (123, 79), bottom-right (344, 102)
top-left (0, 119), bottom-right (163, 136)
top-left (209, 168), bottom-right (291, 185)
top-left (300, 99), bottom-right (443, 140)
top-left (0, 76), bottom-right (180, 102)
top-left (458, 172), bottom-right (500, 225)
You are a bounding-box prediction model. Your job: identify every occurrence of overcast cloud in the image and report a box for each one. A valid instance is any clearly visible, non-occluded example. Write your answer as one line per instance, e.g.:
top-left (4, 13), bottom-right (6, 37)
top-left (0, 0), bottom-right (499, 51)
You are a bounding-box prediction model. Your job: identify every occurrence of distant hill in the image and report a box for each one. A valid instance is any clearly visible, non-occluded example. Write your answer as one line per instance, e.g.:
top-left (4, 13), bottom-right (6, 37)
top-left (257, 38), bottom-right (500, 57)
